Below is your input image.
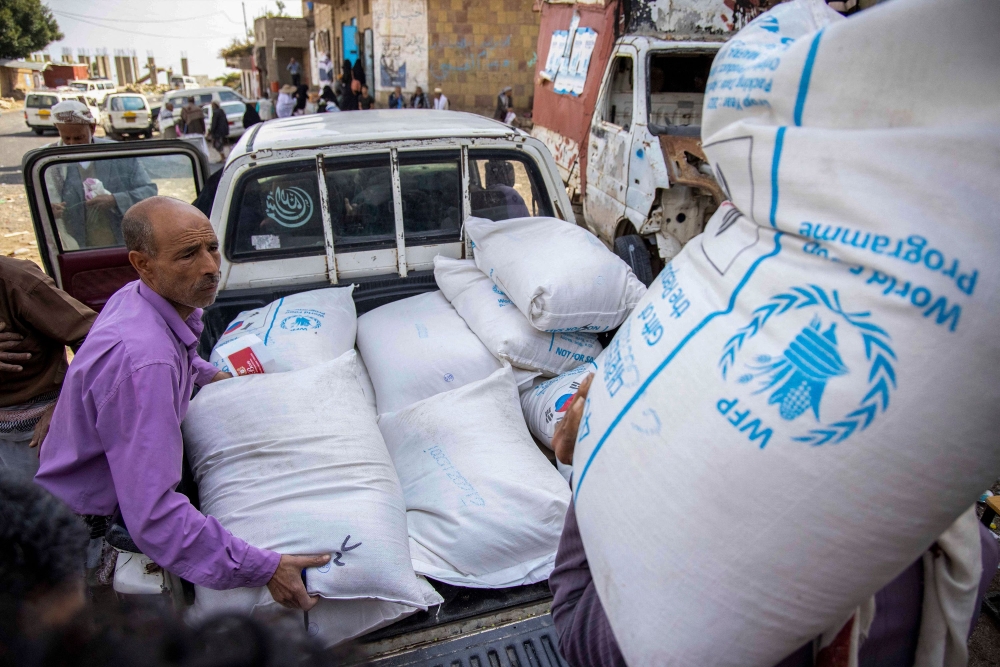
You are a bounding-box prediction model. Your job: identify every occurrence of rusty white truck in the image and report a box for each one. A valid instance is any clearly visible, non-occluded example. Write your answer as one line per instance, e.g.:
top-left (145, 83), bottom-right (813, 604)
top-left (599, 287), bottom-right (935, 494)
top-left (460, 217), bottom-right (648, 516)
top-left (530, 0), bottom-right (776, 283)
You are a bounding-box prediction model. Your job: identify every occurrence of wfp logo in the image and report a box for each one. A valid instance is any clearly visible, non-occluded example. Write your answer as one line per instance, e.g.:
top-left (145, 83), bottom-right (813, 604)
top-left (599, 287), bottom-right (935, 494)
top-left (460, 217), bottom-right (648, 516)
top-left (280, 315), bottom-right (321, 331)
top-left (719, 285), bottom-right (897, 446)
top-left (739, 317), bottom-right (848, 421)
top-left (266, 185), bottom-right (314, 228)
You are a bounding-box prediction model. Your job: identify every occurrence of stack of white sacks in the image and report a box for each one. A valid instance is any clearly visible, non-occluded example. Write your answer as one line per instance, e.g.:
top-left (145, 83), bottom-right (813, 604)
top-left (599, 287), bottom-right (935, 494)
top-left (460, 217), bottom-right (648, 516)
top-left (184, 215), bottom-right (646, 644)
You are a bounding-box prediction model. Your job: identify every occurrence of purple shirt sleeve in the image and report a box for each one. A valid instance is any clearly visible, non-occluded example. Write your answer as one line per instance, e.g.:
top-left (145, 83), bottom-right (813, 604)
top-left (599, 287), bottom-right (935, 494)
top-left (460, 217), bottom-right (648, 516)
top-left (191, 353), bottom-right (221, 387)
top-left (97, 362), bottom-right (279, 589)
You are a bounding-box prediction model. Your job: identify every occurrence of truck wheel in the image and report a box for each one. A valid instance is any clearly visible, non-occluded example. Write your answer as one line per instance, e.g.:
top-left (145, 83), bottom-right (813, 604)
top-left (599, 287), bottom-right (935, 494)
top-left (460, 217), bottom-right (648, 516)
top-left (32, 128), bottom-right (44, 136)
top-left (614, 234), bottom-right (655, 287)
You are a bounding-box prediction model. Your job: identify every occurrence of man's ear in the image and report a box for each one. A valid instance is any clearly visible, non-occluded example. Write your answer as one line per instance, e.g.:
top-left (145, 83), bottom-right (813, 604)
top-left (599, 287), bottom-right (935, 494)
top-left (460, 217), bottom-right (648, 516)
top-left (128, 250), bottom-right (152, 281)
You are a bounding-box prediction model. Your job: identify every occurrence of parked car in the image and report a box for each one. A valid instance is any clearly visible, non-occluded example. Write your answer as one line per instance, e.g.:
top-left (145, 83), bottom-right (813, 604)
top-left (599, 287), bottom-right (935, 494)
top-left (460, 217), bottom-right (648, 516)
top-left (101, 93), bottom-right (153, 140)
top-left (163, 86), bottom-right (246, 110)
top-left (68, 78), bottom-right (116, 105)
top-left (22, 110), bottom-right (574, 663)
top-left (201, 100), bottom-right (248, 139)
top-left (169, 75), bottom-right (199, 90)
top-left (24, 89), bottom-right (102, 136)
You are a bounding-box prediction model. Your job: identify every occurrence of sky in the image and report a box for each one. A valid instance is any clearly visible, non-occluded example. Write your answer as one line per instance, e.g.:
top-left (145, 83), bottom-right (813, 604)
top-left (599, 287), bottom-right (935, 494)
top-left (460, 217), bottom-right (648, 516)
top-left (41, 0), bottom-right (303, 80)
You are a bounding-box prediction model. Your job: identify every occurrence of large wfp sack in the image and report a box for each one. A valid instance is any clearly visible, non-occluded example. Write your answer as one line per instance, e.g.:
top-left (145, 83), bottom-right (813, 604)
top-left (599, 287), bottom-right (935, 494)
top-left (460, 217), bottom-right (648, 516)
top-left (183, 353), bottom-right (439, 644)
top-left (379, 366), bottom-right (571, 587)
top-left (434, 256), bottom-right (602, 376)
top-left (571, 1), bottom-right (1000, 665)
top-left (464, 216), bottom-right (646, 332)
top-left (210, 287), bottom-right (356, 373)
top-left (356, 291), bottom-right (502, 414)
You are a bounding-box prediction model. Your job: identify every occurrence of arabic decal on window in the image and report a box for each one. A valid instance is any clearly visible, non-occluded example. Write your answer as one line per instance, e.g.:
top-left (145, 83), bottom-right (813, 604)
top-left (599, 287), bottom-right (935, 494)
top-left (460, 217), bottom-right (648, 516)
top-left (266, 185), bottom-right (314, 228)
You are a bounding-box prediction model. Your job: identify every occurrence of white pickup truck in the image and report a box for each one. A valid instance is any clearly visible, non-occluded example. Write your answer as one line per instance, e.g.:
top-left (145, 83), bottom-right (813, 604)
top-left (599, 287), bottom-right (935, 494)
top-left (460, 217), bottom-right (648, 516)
top-left (23, 110), bottom-right (576, 665)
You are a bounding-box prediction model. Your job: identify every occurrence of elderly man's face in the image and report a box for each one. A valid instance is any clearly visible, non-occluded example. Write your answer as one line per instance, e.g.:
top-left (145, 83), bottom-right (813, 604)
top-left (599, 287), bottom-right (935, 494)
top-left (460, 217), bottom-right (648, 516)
top-left (56, 123), bottom-right (94, 145)
top-left (131, 200), bottom-right (222, 311)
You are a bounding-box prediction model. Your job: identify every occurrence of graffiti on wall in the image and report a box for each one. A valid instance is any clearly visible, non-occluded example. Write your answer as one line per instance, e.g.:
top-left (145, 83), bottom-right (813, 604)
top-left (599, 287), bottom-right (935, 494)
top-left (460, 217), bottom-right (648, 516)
top-left (373, 0), bottom-right (428, 92)
top-left (429, 35), bottom-right (520, 82)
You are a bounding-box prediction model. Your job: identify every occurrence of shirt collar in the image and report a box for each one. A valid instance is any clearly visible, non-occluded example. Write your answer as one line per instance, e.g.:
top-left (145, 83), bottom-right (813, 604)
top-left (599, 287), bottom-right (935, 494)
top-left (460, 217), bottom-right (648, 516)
top-left (136, 280), bottom-right (205, 349)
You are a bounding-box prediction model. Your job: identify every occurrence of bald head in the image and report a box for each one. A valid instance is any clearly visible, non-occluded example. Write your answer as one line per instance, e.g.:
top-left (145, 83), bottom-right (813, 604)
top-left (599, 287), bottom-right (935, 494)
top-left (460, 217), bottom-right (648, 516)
top-left (123, 197), bottom-right (222, 317)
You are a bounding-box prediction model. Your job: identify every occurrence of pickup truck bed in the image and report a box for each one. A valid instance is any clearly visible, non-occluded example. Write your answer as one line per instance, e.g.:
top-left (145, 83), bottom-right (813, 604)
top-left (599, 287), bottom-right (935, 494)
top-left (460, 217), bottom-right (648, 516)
top-left (198, 271), bottom-right (567, 664)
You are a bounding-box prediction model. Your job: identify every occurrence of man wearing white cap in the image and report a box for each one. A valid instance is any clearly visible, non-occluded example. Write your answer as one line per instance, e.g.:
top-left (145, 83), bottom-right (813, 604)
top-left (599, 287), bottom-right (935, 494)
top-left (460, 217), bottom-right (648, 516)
top-left (433, 87), bottom-right (449, 111)
top-left (44, 100), bottom-right (157, 249)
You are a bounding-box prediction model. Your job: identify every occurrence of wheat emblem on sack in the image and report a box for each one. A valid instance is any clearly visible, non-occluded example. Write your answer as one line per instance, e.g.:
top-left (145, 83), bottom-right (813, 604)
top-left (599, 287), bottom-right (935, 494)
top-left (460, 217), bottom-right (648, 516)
top-left (719, 285), bottom-right (897, 446)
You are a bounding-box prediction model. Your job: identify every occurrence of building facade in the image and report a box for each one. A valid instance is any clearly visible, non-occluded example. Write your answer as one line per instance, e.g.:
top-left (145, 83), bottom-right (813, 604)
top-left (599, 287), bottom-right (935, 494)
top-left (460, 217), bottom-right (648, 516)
top-left (254, 15), bottom-right (313, 95)
top-left (305, 0), bottom-right (540, 115)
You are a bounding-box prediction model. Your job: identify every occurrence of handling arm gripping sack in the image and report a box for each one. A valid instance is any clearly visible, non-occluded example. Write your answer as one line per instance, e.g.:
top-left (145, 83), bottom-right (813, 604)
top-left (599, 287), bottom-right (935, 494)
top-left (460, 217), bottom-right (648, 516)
top-left (570, 0), bottom-right (1000, 665)
top-left (464, 216), bottom-right (646, 332)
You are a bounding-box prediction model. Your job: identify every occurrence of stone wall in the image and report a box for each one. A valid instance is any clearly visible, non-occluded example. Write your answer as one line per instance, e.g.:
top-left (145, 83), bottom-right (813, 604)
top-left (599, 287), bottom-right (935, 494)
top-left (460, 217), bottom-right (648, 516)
top-left (425, 0), bottom-right (540, 115)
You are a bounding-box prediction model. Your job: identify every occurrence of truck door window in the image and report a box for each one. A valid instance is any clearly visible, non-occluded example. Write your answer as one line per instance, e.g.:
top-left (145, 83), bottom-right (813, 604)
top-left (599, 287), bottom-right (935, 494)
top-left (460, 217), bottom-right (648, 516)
top-left (647, 53), bottom-right (714, 131)
top-left (468, 152), bottom-right (553, 221)
top-left (603, 56), bottom-right (634, 131)
top-left (398, 152), bottom-right (462, 243)
top-left (40, 154), bottom-right (196, 251)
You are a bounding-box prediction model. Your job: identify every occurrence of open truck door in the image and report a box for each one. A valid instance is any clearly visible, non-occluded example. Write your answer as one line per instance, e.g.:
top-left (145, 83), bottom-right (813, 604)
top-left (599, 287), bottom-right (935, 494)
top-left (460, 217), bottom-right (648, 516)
top-left (22, 140), bottom-right (209, 312)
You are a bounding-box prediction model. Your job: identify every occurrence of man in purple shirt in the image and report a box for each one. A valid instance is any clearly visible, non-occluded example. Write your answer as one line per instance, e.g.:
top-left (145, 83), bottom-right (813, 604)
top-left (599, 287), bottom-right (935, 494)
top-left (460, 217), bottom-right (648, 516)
top-left (35, 196), bottom-right (328, 608)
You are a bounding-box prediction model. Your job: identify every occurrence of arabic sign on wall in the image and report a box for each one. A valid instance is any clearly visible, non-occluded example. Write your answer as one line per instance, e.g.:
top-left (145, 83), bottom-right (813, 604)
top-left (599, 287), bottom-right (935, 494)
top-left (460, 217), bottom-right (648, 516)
top-left (373, 0), bottom-right (428, 92)
top-left (540, 24), bottom-right (597, 97)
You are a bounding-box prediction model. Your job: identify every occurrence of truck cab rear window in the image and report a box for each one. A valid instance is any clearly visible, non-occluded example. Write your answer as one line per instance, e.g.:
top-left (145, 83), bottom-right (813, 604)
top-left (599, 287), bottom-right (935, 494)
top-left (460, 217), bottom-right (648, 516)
top-left (227, 150), bottom-right (553, 261)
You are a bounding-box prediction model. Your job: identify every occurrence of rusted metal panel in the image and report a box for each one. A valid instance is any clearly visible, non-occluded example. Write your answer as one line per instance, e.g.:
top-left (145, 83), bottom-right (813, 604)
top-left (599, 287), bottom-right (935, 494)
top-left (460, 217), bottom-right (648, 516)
top-left (531, 0), bottom-right (620, 199)
top-left (658, 133), bottom-right (725, 204)
top-left (529, 124), bottom-right (582, 194)
top-left (628, 0), bottom-right (779, 35)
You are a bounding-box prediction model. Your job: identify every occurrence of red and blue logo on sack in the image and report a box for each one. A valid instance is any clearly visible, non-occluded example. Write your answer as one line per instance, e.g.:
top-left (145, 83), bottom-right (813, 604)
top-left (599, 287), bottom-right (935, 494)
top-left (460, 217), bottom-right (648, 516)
top-left (223, 321), bottom-right (245, 335)
top-left (554, 393), bottom-right (576, 413)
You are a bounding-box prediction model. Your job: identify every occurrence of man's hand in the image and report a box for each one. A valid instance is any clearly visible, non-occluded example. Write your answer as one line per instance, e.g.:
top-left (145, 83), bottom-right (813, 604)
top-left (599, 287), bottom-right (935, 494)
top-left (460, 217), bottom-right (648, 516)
top-left (84, 194), bottom-right (117, 211)
top-left (51, 202), bottom-right (66, 217)
top-left (553, 373), bottom-right (594, 466)
top-left (30, 402), bottom-right (56, 449)
top-left (0, 321), bottom-right (30, 372)
top-left (210, 371), bottom-right (233, 383)
top-left (266, 554), bottom-right (331, 610)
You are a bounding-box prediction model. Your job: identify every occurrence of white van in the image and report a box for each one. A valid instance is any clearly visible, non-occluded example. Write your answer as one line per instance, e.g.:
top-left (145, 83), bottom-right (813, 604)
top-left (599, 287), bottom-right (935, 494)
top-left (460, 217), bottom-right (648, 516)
top-left (170, 75), bottom-right (199, 90)
top-left (163, 86), bottom-right (246, 109)
top-left (68, 79), bottom-right (116, 105)
top-left (24, 90), bottom-right (102, 135)
top-left (101, 93), bottom-right (153, 140)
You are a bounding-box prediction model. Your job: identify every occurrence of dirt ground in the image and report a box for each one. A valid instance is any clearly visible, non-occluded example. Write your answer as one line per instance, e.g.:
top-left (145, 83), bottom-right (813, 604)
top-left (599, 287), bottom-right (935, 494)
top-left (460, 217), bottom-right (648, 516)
top-left (0, 183), bottom-right (42, 267)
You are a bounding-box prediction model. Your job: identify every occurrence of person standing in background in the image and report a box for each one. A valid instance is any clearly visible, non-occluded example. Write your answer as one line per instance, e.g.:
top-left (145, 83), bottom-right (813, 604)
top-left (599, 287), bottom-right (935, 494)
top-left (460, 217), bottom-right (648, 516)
top-left (257, 92), bottom-right (275, 121)
top-left (181, 97), bottom-right (205, 136)
top-left (286, 57), bottom-right (302, 87)
top-left (340, 60), bottom-right (353, 93)
top-left (410, 86), bottom-right (428, 109)
top-left (208, 101), bottom-right (229, 157)
top-left (242, 102), bottom-right (261, 130)
top-left (352, 54), bottom-right (366, 88)
top-left (494, 86), bottom-right (513, 121)
top-left (158, 102), bottom-right (177, 139)
top-left (339, 79), bottom-right (361, 111)
top-left (0, 257), bottom-right (96, 483)
top-left (359, 85), bottom-right (375, 110)
top-left (432, 87), bottom-right (449, 110)
top-left (275, 85), bottom-right (297, 118)
top-left (388, 86), bottom-right (406, 109)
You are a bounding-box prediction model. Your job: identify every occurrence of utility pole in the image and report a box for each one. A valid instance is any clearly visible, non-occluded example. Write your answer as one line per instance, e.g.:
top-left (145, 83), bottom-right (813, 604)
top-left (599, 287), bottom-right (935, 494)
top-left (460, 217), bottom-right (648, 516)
top-left (242, 2), bottom-right (250, 39)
